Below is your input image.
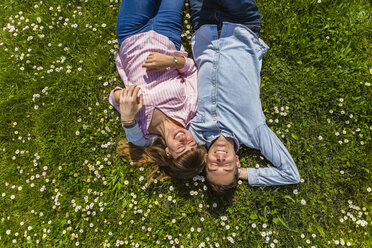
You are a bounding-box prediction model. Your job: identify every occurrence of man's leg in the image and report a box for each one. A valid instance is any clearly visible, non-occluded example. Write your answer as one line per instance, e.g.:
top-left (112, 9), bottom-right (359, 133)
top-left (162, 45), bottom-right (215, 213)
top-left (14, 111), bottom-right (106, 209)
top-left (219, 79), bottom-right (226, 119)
top-left (218, 0), bottom-right (261, 36)
top-left (152, 0), bottom-right (185, 50)
top-left (116, 0), bottom-right (159, 45)
top-left (190, 0), bottom-right (261, 36)
top-left (189, 0), bottom-right (220, 31)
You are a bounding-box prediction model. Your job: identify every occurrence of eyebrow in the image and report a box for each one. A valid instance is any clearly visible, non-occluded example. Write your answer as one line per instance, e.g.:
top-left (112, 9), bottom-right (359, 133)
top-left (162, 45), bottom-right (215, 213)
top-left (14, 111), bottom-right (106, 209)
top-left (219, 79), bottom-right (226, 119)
top-left (176, 147), bottom-right (185, 154)
top-left (176, 147), bottom-right (195, 156)
top-left (188, 143), bottom-right (197, 149)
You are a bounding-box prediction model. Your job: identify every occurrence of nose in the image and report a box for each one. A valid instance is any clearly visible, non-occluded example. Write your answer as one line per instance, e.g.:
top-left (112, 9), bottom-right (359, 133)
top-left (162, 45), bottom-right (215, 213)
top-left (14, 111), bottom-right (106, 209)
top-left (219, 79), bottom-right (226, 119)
top-left (216, 153), bottom-right (225, 162)
top-left (178, 135), bottom-right (186, 144)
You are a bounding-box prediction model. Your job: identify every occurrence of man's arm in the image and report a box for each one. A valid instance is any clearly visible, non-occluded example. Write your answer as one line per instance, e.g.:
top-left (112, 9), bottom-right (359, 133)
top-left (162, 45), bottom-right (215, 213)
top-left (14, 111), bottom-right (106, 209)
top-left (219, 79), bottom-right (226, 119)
top-left (243, 124), bottom-right (300, 186)
top-left (239, 168), bottom-right (248, 180)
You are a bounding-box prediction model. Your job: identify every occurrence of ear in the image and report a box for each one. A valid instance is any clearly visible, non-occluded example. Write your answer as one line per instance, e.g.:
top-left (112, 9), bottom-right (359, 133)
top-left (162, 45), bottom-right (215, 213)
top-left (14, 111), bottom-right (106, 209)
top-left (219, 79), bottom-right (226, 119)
top-left (236, 155), bottom-right (241, 168)
top-left (165, 147), bottom-right (171, 158)
top-left (204, 153), bottom-right (208, 163)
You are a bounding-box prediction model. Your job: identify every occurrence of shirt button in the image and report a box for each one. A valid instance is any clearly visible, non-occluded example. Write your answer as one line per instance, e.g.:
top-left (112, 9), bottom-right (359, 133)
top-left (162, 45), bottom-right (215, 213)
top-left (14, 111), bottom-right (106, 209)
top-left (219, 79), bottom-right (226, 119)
top-left (213, 118), bottom-right (216, 121)
top-left (212, 101), bottom-right (216, 105)
top-left (216, 50), bottom-right (219, 53)
top-left (213, 66), bottom-right (217, 70)
top-left (213, 84), bottom-right (216, 87)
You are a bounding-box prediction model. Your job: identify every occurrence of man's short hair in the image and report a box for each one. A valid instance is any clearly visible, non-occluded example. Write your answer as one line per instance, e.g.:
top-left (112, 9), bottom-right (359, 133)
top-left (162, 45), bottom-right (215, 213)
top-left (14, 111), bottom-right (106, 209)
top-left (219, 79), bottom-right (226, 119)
top-left (206, 166), bottom-right (239, 195)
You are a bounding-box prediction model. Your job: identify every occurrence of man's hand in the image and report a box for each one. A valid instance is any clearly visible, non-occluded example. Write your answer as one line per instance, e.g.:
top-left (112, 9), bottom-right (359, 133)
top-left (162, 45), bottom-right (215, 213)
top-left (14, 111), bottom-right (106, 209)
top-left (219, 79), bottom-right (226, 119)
top-left (142, 52), bottom-right (174, 72)
top-left (119, 85), bottom-right (143, 121)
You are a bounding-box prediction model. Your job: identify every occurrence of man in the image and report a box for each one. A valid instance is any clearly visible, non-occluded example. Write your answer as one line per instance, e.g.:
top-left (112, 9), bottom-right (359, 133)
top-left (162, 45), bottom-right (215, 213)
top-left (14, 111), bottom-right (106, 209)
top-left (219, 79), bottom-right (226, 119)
top-left (187, 0), bottom-right (300, 194)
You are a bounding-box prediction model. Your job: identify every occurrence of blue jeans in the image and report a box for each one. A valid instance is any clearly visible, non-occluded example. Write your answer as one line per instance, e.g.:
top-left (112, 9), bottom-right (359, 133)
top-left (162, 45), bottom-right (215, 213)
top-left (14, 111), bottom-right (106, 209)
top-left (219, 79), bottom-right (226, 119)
top-left (189, 0), bottom-right (261, 36)
top-left (116, 0), bottom-right (185, 50)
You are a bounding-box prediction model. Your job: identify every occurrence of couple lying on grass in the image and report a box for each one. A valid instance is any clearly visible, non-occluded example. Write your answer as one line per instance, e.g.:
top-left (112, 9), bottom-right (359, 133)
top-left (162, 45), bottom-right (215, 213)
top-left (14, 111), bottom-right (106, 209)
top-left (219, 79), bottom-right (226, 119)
top-left (109, 0), bottom-right (300, 195)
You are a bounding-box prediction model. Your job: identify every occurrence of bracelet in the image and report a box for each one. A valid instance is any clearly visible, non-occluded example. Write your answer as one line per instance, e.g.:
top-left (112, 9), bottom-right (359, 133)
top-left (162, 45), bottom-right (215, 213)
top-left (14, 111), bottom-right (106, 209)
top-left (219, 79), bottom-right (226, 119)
top-left (171, 56), bottom-right (178, 68)
top-left (122, 119), bottom-right (136, 128)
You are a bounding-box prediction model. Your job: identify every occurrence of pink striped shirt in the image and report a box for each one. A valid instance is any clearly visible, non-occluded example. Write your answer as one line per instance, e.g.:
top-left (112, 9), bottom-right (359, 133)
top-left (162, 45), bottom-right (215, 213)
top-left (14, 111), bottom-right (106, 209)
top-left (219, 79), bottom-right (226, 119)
top-left (109, 30), bottom-right (198, 138)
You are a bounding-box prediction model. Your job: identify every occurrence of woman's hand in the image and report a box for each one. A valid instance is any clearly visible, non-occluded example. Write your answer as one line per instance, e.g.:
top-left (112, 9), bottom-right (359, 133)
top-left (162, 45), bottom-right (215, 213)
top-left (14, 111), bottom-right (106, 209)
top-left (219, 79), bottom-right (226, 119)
top-left (142, 52), bottom-right (174, 72)
top-left (119, 85), bottom-right (143, 121)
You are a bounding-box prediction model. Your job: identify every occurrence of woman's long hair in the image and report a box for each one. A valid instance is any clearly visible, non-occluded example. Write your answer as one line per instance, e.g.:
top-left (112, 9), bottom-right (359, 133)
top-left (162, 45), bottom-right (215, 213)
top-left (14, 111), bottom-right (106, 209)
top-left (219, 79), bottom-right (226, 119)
top-left (117, 137), bottom-right (207, 186)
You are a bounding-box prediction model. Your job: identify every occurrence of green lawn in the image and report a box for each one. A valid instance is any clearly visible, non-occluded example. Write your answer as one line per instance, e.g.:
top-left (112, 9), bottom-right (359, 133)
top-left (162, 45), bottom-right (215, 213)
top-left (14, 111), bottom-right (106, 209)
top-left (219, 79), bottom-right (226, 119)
top-left (0, 0), bottom-right (371, 247)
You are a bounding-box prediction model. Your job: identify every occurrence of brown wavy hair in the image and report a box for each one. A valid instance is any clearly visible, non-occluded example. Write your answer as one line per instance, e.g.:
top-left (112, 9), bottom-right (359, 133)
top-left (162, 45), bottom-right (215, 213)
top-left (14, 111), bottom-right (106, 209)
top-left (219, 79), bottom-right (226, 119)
top-left (117, 137), bottom-right (207, 186)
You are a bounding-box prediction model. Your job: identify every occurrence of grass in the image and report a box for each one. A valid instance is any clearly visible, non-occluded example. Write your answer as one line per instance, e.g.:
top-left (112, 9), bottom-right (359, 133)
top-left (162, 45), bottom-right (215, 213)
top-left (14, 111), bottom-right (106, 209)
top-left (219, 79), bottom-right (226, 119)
top-left (0, 0), bottom-right (371, 247)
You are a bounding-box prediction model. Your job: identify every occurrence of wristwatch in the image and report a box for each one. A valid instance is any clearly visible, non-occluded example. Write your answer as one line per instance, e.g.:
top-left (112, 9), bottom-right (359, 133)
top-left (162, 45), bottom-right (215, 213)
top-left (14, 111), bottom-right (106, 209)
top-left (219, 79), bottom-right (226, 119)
top-left (171, 56), bottom-right (178, 68)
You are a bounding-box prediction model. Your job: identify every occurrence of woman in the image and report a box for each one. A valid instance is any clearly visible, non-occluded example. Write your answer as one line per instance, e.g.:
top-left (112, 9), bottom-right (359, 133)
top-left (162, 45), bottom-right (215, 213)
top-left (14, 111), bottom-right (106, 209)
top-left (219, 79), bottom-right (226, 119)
top-left (109, 0), bottom-right (206, 184)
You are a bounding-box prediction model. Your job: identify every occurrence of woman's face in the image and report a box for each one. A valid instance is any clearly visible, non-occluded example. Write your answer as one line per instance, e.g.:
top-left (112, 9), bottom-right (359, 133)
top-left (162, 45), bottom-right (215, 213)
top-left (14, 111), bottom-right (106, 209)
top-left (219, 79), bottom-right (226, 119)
top-left (164, 126), bottom-right (197, 159)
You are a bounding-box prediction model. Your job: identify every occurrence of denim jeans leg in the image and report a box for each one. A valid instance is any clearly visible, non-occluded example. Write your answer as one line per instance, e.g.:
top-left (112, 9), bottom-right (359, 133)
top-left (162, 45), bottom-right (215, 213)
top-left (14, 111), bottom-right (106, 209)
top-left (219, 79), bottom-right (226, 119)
top-left (218, 0), bottom-right (261, 35)
top-left (189, 0), bottom-right (203, 30)
top-left (153, 0), bottom-right (185, 50)
top-left (189, 0), bottom-right (220, 31)
top-left (189, 0), bottom-right (261, 36)
top-left (116, 0), bottom-right (160, 45)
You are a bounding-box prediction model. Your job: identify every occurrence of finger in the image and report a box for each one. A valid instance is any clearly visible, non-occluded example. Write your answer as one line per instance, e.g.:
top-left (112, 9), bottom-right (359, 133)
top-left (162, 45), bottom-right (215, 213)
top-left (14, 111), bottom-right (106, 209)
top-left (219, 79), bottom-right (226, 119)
top-left (133, 86), bottom-right (141, 99)
top-left (147, 68), bottom-right (162, 72)
top-left (142, 62), bottom-right (155, 68)
top-left (144, 56), bottom-right (154, 63)
top-left (142, 63), bottom-right (150, 68)
top-left (144, 54), bottom-right (153, 62)
top-left (126, 85), bottom-right (135, 97)
top-left (120, 87), bottom-right (127, 100)
top-left (130, 85), bottom-right (139, 97)
top-left (123, 86), bottom-right (130, 97)
top-left (131, 85), bottom-right (140, 97)
top-left (138, 94), bottom-right (143, 109)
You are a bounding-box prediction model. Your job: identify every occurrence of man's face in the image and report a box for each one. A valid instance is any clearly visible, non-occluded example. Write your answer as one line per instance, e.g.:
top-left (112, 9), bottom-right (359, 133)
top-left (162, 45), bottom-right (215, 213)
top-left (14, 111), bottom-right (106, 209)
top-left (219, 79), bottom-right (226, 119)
top-left (206, 136), bottom-right (240, 185)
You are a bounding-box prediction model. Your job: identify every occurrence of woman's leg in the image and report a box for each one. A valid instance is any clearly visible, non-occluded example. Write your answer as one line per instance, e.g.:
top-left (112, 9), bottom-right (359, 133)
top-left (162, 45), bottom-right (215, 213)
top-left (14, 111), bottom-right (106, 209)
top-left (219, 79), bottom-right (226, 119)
top-left (116, 0), bottom-right (160, 45)
top-left (152, 0), bottom-right (185, 50)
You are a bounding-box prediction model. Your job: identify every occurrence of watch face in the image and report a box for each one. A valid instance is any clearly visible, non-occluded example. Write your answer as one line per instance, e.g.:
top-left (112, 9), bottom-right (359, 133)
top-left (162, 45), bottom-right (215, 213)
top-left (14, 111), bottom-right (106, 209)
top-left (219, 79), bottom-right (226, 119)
top-left (172, 56), bottom-right (178, 68)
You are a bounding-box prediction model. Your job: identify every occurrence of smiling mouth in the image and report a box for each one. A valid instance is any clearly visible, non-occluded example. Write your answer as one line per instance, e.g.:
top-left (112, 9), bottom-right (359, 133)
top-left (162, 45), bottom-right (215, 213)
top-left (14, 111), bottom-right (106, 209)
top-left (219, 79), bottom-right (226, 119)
top-left (175, 131), bottom-right (184, 138)
top-left (216, 151), bottom-right (227, 154)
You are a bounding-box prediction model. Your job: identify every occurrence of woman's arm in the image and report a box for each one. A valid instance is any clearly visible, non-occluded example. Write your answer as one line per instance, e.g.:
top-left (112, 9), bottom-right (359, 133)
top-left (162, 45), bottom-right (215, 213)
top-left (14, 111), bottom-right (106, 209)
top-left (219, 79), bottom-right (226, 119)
top-left (123, 123), bottom-right (153, 147)
top-left (176, 56), bottom-right (197, 77)
top-left (142, 52), bottom-right (186, 72)
top-left (113, 87), bottom-right (153, 147)
top-left (118, 86), bottom-right (143, 122)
